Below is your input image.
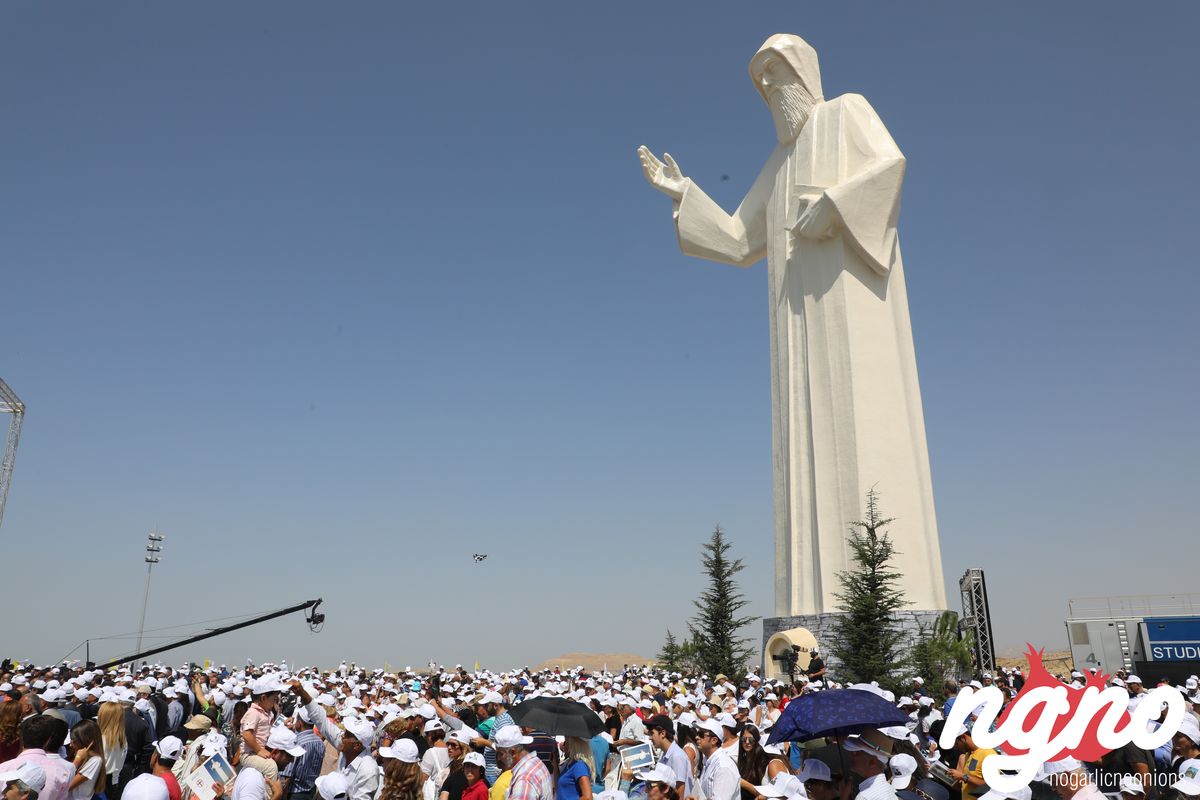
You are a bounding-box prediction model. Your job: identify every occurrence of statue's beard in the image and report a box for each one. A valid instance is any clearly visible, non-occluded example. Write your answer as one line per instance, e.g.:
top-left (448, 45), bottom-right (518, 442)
top-left (770, 83), bottom-right (815, 144)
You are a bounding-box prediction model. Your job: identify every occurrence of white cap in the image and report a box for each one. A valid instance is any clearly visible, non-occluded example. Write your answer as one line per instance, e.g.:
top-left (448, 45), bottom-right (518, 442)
top-left (315, 773), bottom-right (349, 800)
top-left (379, 739), bottom-right (420, 763)
top-left (463, 752), bottom-right (486, 768)
top-left (1126, 675), bottom-right (1143, 685)
top-left (343, 718), bottom-right (376, 748)
top-left (265, 727), bottom-right (307, 758)
top-left (121, 774), bottom-right (170, 800)
top-left (889, 754), bottom-right (918, 789)
top-left (156, 736), bottom-right (183, 760)
top-left (481, 691), bottom-right (504, 705)
top-left (1175, 760), bottom-right (1200, 797)
top-left (423, 719), bottom-right (444, 733)
top-left (694, 718), bottom-right (724, 738)
top-left (796, 760), bottom-right (832, 783)
top-left (635, 765), bottom-right (678, 784)
top-left (0, 764), bottom-right (47, 794)
top-left (979, 788), bottom-right (1032, 800)
top-left (493, 725), bottom-right (533, 748)
top-left (1119, 775), bottom-right (1146, 796)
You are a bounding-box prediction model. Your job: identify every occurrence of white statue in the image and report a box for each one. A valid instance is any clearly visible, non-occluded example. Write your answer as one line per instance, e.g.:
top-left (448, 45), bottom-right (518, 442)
top-left (638, 34), bottom-right (946, 617)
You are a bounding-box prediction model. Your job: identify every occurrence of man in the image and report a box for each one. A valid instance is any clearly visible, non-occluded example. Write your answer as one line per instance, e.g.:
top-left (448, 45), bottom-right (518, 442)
top-left (796, 759), bottom-right (838, 800)
top-left (0, 715), bottom-right (75, 800)
top-left (805, 650), bottom-right (826, 682)
top-left (494, 726), bottom-right (550, 800)
top-left (645, 716), bottom-right (690, 798)
top-left (282, 707), bottom-right (327, 800)
top-left (224, 728), bottom-right (304, 800)
top-left (637, 31), bottom-right (946, 622)
top-left (613, 700), bottom-right (645, 748)
top-left (695, 719), bottom-right (739, 800)
top-left (150, 737), bottom-right (183, 800)
top-left (293, 683), bottom-right (378, 800)
top-left (124, 694), bottom-right (157, 784)
top-left (0, 763), bottom-right (46, 800)
top-left (947, 724), bottom-right (996, 799)
top-left (842, 732), bottom-right (897, 800)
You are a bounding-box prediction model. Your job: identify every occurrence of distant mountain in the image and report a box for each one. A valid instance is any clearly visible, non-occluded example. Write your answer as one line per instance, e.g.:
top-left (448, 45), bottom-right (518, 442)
top-left (534, 652), bottom-right (654, 672)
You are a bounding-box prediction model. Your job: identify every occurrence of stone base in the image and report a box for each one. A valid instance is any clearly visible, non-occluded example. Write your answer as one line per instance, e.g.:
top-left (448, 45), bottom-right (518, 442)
top-left (762, 610), bottom-right (946, 681)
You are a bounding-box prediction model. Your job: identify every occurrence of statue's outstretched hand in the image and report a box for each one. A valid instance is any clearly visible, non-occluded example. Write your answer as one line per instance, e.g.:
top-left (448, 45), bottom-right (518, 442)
top-left (638, 145), bottom-right (688, 201)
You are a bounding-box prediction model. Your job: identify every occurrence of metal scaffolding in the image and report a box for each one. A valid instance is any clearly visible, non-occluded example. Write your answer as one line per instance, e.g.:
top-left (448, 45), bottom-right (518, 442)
top-left (960, 567), bottom-right (997, 675)
top-left (0, 378), bottom-right (24, 530)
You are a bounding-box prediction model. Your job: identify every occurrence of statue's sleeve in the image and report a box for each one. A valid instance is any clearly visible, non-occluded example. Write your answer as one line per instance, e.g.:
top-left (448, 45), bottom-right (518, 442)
top-left (671, 165), bottom-right (771, 268)
top-left (824, 94), bottom-right (905, 276)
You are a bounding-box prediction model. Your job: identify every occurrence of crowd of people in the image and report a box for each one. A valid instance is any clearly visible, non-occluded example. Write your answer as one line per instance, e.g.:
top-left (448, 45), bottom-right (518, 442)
top-left (2, 655), bottom-right (1200, 800)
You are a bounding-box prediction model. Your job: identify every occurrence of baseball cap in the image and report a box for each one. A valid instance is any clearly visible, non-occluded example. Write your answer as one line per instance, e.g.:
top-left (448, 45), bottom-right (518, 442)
top-left (343, 718), bottom-right (376, 749)
top-left (423, 719), bottom-right (445, 733)
top-left (1119, 776), bottom-right (1146, 797)
top-left (463, 753), bottom-right (486, 768)
top-left (716, 713), bottom-right (737, 729)
top-left (796, 760), bottom-right (832, 783)
top-left (635, 765), bottom-right (677, 784)
top-left (843, 732), bottom-right (891, 763)
top-left (694, 719), bottom-right (724, 738)
top-left (156, 736), bottom-right (183, 760)
top-left (493, 725), bottom-right (533, 748)
top-left (315, 773), bottom-right (349, 800)
top-left (1175, 760), bottom-right (1200, 796)
top-left (889, 754), bottom-right (918, 789)
top-left (266, 727), bottom-right (307, 758)
top-left (184, 714), bottom-right (214, 732)
top-left (122, 774), bottom-right (169, 800)
top-left (0, 764), bottom-right (47, 794)
top-left (644, 714), bottom-right (674, 734)
top-left (979, 788), bottom-right (1032, 800)
top-left (379, 739), bottom-right (420, 763)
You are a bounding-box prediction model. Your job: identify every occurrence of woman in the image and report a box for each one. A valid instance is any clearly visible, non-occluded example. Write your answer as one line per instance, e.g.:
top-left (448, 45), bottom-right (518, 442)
top-left (675, 715), bottom-right (700, 782)
top-left (438, 733), bottom-right (470, 800)
top-left (557, 737), bottom-right (594, 800)
top-left (225, 702), bottom-right (248, 768)
top-left (736, 725), bottom-right (782, 800)
top-left (0, 700), bottom-right (21, 763)
top-left (68, 720), bottom-right (106, 800)
top-left (98, 702), bottom-right (128, 800)
top-left (379, 759), bottom-right (426, 800)
top-left (460, 754), bottom-right (487, 800)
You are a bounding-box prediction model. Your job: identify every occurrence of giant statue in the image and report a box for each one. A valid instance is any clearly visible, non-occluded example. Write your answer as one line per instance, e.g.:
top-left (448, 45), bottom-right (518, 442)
top-left (638, 34), bottom-right (947, 618)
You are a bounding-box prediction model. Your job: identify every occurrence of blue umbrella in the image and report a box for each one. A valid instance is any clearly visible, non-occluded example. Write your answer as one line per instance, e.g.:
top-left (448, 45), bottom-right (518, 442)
top-left (766, 688), bottom-right (911, 744)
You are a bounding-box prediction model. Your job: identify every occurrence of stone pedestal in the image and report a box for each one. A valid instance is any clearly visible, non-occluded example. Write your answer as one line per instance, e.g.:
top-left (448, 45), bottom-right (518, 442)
top-left (762, 610), bottom-right (946, 681)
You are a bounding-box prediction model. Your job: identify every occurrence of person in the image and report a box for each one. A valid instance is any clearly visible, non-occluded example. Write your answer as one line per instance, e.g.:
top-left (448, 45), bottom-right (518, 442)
top-left (314, 773), bottom-right (349, 800)
top-left (66, 721), bottom-right (105, 800)
top-left (223, 727), bottom-right (305, 800)
top-left (644, 717), bottom-right (688, 799)
top-left (556, 738), bottom-right (593, 800)
top-left (842, 732), bottom-right (897, 800)
top-left (805, 651), bottom-right (826, 683)
top-left (119, 774), bottom-right (167, 800)
top-left (947, 725), bottom-right (995, 799)
top-left (293, 682), bottom-right (379, 800)
top-left (436, 735), bottom-right (468, 800)
top-left (1, 763), bottom-right (47, 800)
top-left (150, 738), bottom-right (182, 800)
top-left (1039, 758), bottom-right (1106, 800)
top-left (459, 754), bottom-right (486, 800)
top-left (588, 733), bottom-right (610, 784)
top-left (796, 759), bottom-right (838, 800)
top-left (494, 726), bottom-right (550, 800)
top-left (736, 725), bottom-right (775, 800)
top-left (418, 722), bottom-right (450, 793)
top-left (695, 720), bottom-right (739, 800)
top-left (0, 704), bottom-right (21, 764)
top-left (0, 714), bottom-right (76, 800)
top-left (280, 708), bottom-right (324, 800)
top-left (99, 703), bottom-right (128, 800)
top-left (121, 698), bottom-right (155, 789)
top-left (635, 765), bottom-right (679, 800)
top-left (238, 680), bottom-right (281, 781)
top-left (614, 702), bottom-right (645, 749)
top-left (377, 740), bottom-right (423, 800)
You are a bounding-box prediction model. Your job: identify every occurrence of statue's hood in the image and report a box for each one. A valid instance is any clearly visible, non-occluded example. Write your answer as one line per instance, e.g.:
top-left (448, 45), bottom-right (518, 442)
top-left (749, 33), bottom-right (824, 104)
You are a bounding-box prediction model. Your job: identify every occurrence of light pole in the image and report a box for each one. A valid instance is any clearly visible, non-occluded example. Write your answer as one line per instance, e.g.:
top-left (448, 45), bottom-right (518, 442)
top-left (134, 532), bottom-right (165, 661)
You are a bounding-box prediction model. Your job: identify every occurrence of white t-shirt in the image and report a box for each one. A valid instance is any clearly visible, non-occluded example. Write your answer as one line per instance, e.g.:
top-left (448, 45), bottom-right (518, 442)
top-left (232, 768), bottom-right (269, 800)
top-left (420, 746), bottom-right (450, 786)
top-left (71, 756), bottom-right (103, 800)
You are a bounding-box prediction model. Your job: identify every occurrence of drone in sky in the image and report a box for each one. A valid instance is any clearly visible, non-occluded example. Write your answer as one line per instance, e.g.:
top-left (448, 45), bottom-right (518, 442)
top-left (472, 553), bottom-right (488, 563)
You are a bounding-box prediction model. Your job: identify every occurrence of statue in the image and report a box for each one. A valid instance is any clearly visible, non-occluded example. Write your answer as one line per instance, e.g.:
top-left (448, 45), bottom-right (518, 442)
top-left (638, 34), bottom-right (946, 618)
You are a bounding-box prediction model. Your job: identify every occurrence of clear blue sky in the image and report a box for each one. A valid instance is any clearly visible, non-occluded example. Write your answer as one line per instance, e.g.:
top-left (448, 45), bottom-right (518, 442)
top-left (3, 2), bottom-right (1198, 670)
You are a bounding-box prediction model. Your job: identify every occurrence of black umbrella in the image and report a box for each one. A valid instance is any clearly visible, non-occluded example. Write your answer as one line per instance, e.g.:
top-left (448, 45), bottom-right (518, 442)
top-left (508, 696), bottom-right (604, 738)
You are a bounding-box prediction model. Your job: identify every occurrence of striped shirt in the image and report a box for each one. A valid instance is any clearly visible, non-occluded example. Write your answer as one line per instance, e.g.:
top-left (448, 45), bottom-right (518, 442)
top-left (281, 729), bottom-right (325, 794)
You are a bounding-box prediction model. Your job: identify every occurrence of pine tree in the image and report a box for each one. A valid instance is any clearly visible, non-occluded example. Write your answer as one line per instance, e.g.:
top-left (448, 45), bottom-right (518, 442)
top-left (830, 489), bottom-right (909, 686)
top-left (657, 629), bottom-right (682, 671)
top-left (688, 525), bottom-right (759, 680)
top-left (910, 611), bottom-right (974, 684)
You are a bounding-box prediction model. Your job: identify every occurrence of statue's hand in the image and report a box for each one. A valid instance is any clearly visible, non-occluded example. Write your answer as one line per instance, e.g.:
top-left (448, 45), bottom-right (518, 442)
top-left (792, 194), bottom-right (837, 240)
top-left (637, 145), bottom-right (688, 201)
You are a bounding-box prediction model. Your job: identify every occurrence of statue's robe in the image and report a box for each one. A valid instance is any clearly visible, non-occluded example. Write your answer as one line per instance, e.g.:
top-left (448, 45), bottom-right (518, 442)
top-left (672, 93), bottom-right (946, 616)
